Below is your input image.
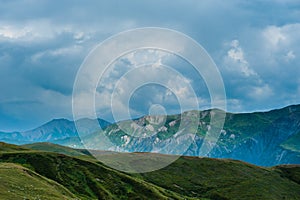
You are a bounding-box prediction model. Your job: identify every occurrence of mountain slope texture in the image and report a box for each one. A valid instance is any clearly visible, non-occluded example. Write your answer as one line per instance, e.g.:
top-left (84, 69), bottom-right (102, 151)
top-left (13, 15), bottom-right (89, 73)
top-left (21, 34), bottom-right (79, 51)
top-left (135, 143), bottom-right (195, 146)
top-left (0, 105), bottom-right (300, 166)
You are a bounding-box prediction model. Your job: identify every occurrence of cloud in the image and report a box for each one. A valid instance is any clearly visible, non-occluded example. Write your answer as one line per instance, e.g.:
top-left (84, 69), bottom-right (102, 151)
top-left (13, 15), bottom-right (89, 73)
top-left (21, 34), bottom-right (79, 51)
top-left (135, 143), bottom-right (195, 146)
top-left (262, 26), bottom-right (287, 49)
top-left (259, 23), bottom-right (300, 66)
top-left (226, 40), bottom-right (257, 77)
top-left (0, 26), bottom-right (31, 39)
top-left (215, 20), bottom-right (300, 112)
top-left (0, 0), bottom-right (300, 130)
top-left (248, 84), bottom-right (273, 100)
top-left (0, 20), bottom-right (67, 42)
top-left (31, 45), bottom-right (84, 63)
top-left (93, 50), bottom-right (202, 121)
top-left (220, 38), bottom-right (278, 111)
top-left (0, 82), bottom-right (72, 131)
top-left (285, 50), bottom-right (296, 62)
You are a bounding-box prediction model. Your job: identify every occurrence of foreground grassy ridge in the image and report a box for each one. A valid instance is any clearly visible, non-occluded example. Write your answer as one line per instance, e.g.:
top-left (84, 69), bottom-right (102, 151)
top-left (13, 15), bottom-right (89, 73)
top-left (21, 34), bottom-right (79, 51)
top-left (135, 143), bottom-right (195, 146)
top-left (137, 157), bottom-right (300, 200)
top-left (0, 163), bottom-right (76, 200)
top-left (1, 142), bottom-right (300, 200)
top-left (0, 143), bottom-right (188, 200)
top-left (274, 165), bottom-right (300, 185)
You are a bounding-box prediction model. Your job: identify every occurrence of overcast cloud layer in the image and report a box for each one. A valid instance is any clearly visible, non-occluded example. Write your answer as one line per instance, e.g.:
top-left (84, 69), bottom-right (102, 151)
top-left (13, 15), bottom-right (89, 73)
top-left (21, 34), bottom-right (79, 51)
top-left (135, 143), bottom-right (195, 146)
top-left (0, 0), bottom-right (299, 131)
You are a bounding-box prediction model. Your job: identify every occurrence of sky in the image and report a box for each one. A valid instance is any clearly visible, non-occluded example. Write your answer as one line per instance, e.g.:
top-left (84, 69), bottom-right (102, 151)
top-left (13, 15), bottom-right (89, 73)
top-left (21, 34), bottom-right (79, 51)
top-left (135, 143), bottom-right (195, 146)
top-left (0, 0), bottom-right (299, 131)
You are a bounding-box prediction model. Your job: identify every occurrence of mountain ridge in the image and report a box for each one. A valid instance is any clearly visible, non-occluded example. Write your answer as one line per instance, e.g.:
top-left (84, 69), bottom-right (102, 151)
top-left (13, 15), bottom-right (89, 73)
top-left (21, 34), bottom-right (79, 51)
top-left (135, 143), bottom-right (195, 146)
top-left (73, 104), bottom-right (300, 166)
top-left (0, 118), bottom-right (111, 145)
top-left (0, 104), bottom-right (300, 167)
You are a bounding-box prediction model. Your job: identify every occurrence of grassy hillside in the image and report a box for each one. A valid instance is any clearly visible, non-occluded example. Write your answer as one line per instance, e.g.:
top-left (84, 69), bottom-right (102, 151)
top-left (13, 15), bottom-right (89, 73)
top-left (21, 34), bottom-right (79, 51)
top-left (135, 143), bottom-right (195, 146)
top-left (1, 142), bottom-right (300, 199)
top-left (0, 163), bottom-right (76, 200)
top-left (22, 142), bottom-right (91, 157)
top-left (0, 142), bottom-right (30, 152)
top-left (0, 150), bottom-right (186, 199)
top-left (274, 165), bottom-right (300, 185)
top-left (281, 131), bottom-right (300, 152)
top-left (136, 157), bottom-right (300, 200)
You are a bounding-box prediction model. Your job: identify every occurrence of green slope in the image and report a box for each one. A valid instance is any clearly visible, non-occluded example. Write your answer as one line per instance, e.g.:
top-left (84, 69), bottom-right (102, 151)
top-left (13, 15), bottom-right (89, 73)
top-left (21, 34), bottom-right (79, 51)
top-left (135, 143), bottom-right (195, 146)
top-left (136, 157), bottom-right (300, 200)
top-left (274, 165), bottom-right (300, 185)
top-left (0, 142), bottom-right (30, 152)
top-left (281, 131), bottom-right (300, 152)
top-left (1, 142), bottom-right (300, 200)
top-left (0, 151), bottom-right (186, 199)
top-left (0, 163), bottom-right (76, 200)
top-left (22, 142), bottom-right (91, 157)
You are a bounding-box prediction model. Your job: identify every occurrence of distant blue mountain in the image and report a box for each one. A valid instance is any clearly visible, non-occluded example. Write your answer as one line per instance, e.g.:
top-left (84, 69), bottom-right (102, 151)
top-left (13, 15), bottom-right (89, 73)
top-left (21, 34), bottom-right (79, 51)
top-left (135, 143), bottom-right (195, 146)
top-left (0, 118), bottom-right (111, 145)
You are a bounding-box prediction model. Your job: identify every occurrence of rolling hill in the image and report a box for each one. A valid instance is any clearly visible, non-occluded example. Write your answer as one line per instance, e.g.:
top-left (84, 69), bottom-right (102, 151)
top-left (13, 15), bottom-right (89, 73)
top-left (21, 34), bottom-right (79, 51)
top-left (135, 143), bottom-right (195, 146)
top-left (0, 142), bottom-right (300, 199)
top-left (0, 162), bottom-right (76, 200)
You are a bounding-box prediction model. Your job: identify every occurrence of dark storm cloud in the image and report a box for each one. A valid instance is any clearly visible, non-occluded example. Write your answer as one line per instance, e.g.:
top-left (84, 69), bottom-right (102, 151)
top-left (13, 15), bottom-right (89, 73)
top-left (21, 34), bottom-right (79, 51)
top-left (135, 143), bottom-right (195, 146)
top-left (0, 0), bottom-right (299, 130)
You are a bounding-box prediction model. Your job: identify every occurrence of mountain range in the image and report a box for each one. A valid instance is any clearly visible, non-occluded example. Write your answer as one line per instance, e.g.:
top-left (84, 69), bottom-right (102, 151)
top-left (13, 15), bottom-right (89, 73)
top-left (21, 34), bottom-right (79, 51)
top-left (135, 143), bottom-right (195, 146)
top-left (1, 104), bottom-right (300, 167)
top-left (0, 118), bottom-right (111, 146)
